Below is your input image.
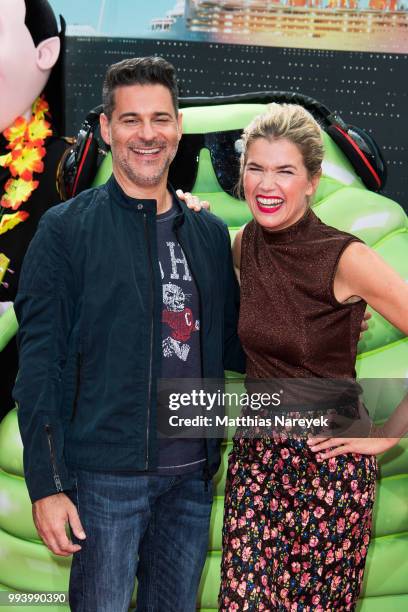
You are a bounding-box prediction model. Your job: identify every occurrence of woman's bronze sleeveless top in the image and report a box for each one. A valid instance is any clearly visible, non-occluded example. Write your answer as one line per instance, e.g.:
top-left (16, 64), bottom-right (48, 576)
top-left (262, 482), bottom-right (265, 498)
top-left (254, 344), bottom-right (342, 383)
top-left (239, 208), bottom-right (366, 380)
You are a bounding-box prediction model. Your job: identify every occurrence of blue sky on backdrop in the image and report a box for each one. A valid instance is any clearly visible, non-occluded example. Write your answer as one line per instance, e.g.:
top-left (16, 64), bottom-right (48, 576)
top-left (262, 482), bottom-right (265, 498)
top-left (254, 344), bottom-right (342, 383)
top-left (49, 0), bottom-right (177, 36)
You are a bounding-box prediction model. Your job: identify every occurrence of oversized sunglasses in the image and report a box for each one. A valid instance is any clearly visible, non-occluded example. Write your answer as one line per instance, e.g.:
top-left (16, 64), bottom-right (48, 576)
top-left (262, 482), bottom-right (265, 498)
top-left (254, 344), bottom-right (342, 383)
top-left (168, 129), bottom-right (244, 196)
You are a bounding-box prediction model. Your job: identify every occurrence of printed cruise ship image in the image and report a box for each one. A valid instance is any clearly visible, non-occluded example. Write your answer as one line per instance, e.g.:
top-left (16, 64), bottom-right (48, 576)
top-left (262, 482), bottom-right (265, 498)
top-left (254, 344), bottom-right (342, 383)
top-left (150, 0), bottom-right (408, 53)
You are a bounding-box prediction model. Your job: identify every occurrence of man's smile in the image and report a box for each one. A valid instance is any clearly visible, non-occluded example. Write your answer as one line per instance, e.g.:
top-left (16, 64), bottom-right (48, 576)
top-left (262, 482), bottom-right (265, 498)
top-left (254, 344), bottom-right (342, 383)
top-left (129, 144), bottom-right (165, 158)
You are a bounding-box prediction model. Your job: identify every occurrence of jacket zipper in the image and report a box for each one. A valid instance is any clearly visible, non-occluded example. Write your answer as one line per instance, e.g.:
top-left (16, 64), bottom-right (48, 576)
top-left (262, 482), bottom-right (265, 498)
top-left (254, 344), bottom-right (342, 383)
top-left (71, 353), bottom-right (81, 422)
top-left (144, 212), bottom-right (154, 470)
top-left (175, 226), bottom-right (210, 490)
top-left (45, 424), bottom-right (63, 492)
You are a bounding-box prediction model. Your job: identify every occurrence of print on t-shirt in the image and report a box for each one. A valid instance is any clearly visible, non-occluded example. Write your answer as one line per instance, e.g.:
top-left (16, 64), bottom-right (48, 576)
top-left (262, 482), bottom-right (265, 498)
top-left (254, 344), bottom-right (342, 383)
top-left (160, 241), bottom-right (200, 362)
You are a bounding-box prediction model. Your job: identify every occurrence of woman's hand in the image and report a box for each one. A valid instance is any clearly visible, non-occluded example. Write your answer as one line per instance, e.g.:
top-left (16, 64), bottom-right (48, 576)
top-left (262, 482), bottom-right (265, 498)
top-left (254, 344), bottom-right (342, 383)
top-left (307, 425), bottom-right (400, 458)
top-left (359, 310), bottom-right (371, 341)
top-left (176, 189), bottom-right (210, 212)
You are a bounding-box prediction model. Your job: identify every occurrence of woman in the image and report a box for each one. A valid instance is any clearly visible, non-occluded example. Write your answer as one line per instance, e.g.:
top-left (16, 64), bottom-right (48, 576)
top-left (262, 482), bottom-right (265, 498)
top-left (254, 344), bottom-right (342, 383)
top-left (218, 103), bottom-right (408, 611)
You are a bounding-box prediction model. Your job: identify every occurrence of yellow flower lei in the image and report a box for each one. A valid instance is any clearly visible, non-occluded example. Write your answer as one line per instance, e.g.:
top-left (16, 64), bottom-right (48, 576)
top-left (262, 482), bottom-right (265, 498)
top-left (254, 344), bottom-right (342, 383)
top-left (0, 96), bottom-right (53, 235)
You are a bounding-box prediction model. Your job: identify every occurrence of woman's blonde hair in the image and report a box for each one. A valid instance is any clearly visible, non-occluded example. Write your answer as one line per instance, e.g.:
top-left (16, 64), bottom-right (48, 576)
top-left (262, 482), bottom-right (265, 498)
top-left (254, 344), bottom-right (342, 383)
top-left (237, 103), bottom-right (324, 198)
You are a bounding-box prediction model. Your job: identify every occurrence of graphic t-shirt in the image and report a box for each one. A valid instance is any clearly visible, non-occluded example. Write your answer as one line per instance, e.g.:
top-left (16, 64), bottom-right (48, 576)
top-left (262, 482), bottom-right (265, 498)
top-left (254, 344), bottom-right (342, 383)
top-left (157, 204), bottom-right (206, 474)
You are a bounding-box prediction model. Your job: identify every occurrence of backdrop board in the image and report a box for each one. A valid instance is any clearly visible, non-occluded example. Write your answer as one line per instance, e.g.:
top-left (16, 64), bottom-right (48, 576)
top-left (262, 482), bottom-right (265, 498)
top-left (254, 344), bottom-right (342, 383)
top-left (64, 36), bottom-right (408, 211)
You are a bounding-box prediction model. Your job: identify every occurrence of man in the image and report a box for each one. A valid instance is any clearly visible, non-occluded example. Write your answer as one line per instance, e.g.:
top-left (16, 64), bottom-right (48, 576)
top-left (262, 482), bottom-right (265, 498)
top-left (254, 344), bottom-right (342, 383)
top-left (14, 57), bottom-right (244, 611)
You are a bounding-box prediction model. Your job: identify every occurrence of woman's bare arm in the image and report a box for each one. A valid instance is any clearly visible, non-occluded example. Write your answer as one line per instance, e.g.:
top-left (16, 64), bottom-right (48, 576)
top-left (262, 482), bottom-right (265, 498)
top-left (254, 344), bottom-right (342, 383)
top-left (309, 241), bottom-right (408, 457)
top-left (334, 241), bottom-right (408, 335)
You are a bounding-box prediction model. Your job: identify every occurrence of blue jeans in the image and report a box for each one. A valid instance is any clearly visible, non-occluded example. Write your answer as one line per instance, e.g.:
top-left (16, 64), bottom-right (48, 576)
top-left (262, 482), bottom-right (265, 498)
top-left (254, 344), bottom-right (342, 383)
top-left (67, 469), bottom-right (213, 612)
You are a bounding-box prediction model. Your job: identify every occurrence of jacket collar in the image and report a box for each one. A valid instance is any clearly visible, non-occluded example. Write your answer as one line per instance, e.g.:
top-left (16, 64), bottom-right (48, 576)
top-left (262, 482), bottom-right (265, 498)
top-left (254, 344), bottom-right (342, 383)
top-left (106, 174), bottom-right (157, 213)
top-left (169, 184), bottom-right (188, 229)
top-left (106, 174), bottom-right (186, 225)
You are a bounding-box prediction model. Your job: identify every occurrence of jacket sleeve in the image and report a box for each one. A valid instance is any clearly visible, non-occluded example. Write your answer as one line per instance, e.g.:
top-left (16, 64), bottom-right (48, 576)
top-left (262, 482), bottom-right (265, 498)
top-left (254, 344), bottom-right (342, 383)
top-left (220, 225), bottom-right (246, 375)
top-left (13, 207), bottom-right (75, 503)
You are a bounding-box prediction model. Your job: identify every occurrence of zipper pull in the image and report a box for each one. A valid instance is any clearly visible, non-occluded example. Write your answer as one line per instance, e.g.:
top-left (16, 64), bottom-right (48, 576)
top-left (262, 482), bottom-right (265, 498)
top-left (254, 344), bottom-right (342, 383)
top-left (45, 424), bottom-right (63, 493)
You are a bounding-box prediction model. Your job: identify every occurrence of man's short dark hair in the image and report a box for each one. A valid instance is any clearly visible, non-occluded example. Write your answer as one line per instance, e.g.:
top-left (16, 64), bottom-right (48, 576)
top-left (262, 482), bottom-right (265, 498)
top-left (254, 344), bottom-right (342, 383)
top-left (102, 56), bottom-right (179, 119)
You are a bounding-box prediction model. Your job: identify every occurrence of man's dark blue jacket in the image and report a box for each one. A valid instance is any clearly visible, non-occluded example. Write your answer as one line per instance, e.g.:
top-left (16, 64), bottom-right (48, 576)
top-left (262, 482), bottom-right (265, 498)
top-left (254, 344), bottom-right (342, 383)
top-left (14, 176), bottom-right (245, 503)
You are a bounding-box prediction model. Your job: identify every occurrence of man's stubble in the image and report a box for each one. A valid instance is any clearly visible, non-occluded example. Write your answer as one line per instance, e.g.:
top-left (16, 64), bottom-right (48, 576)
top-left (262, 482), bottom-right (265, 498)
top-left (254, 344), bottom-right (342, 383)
top-left (112, 139), bottom-right (179, 189)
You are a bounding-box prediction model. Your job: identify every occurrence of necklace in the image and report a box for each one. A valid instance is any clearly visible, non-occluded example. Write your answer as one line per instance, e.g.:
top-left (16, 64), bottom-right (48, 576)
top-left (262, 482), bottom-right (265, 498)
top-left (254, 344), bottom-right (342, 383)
top-left (0, 96), bottom-right (52, 235)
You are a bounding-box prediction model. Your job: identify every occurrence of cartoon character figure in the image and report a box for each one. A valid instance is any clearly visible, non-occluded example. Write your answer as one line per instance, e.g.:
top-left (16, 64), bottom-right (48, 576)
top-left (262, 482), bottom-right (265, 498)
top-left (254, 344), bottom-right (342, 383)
top-left (0, 0), bottom-right (69, 417)
top-left (162, 282), bottom-right (199, 360)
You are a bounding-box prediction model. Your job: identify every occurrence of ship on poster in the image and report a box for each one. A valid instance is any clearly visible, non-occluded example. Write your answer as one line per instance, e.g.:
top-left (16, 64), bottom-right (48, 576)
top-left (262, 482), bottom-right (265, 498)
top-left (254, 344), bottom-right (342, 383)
top-left (150, 0), bottom-right (408, 54)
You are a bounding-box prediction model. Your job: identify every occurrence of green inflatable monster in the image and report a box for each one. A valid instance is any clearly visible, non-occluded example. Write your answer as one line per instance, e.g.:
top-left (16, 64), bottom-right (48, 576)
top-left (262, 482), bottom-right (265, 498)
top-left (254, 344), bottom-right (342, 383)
top-left (0, 97), bottom-right (407, 611)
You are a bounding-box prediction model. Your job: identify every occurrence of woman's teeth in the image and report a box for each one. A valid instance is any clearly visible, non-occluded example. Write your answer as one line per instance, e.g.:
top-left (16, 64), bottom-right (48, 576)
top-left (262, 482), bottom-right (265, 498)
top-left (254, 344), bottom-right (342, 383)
top-left (256, 196), bottom-right (284, 208)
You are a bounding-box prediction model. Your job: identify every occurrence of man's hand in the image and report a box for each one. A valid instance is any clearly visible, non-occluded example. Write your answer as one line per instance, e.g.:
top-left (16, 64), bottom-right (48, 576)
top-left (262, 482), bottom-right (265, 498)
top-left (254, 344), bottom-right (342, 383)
top-left (359, 310), bottom-right (372, 340)
top-left (33, 493), bottom-right (86, 557)
top-left (176, 189), bottom-right (210, 212)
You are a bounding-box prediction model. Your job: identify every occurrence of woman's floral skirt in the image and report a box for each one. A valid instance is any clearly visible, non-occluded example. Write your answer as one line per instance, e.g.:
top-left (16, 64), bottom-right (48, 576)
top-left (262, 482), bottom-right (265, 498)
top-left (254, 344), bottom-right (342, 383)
top-left (219, 434), bottom-right (377, 612)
